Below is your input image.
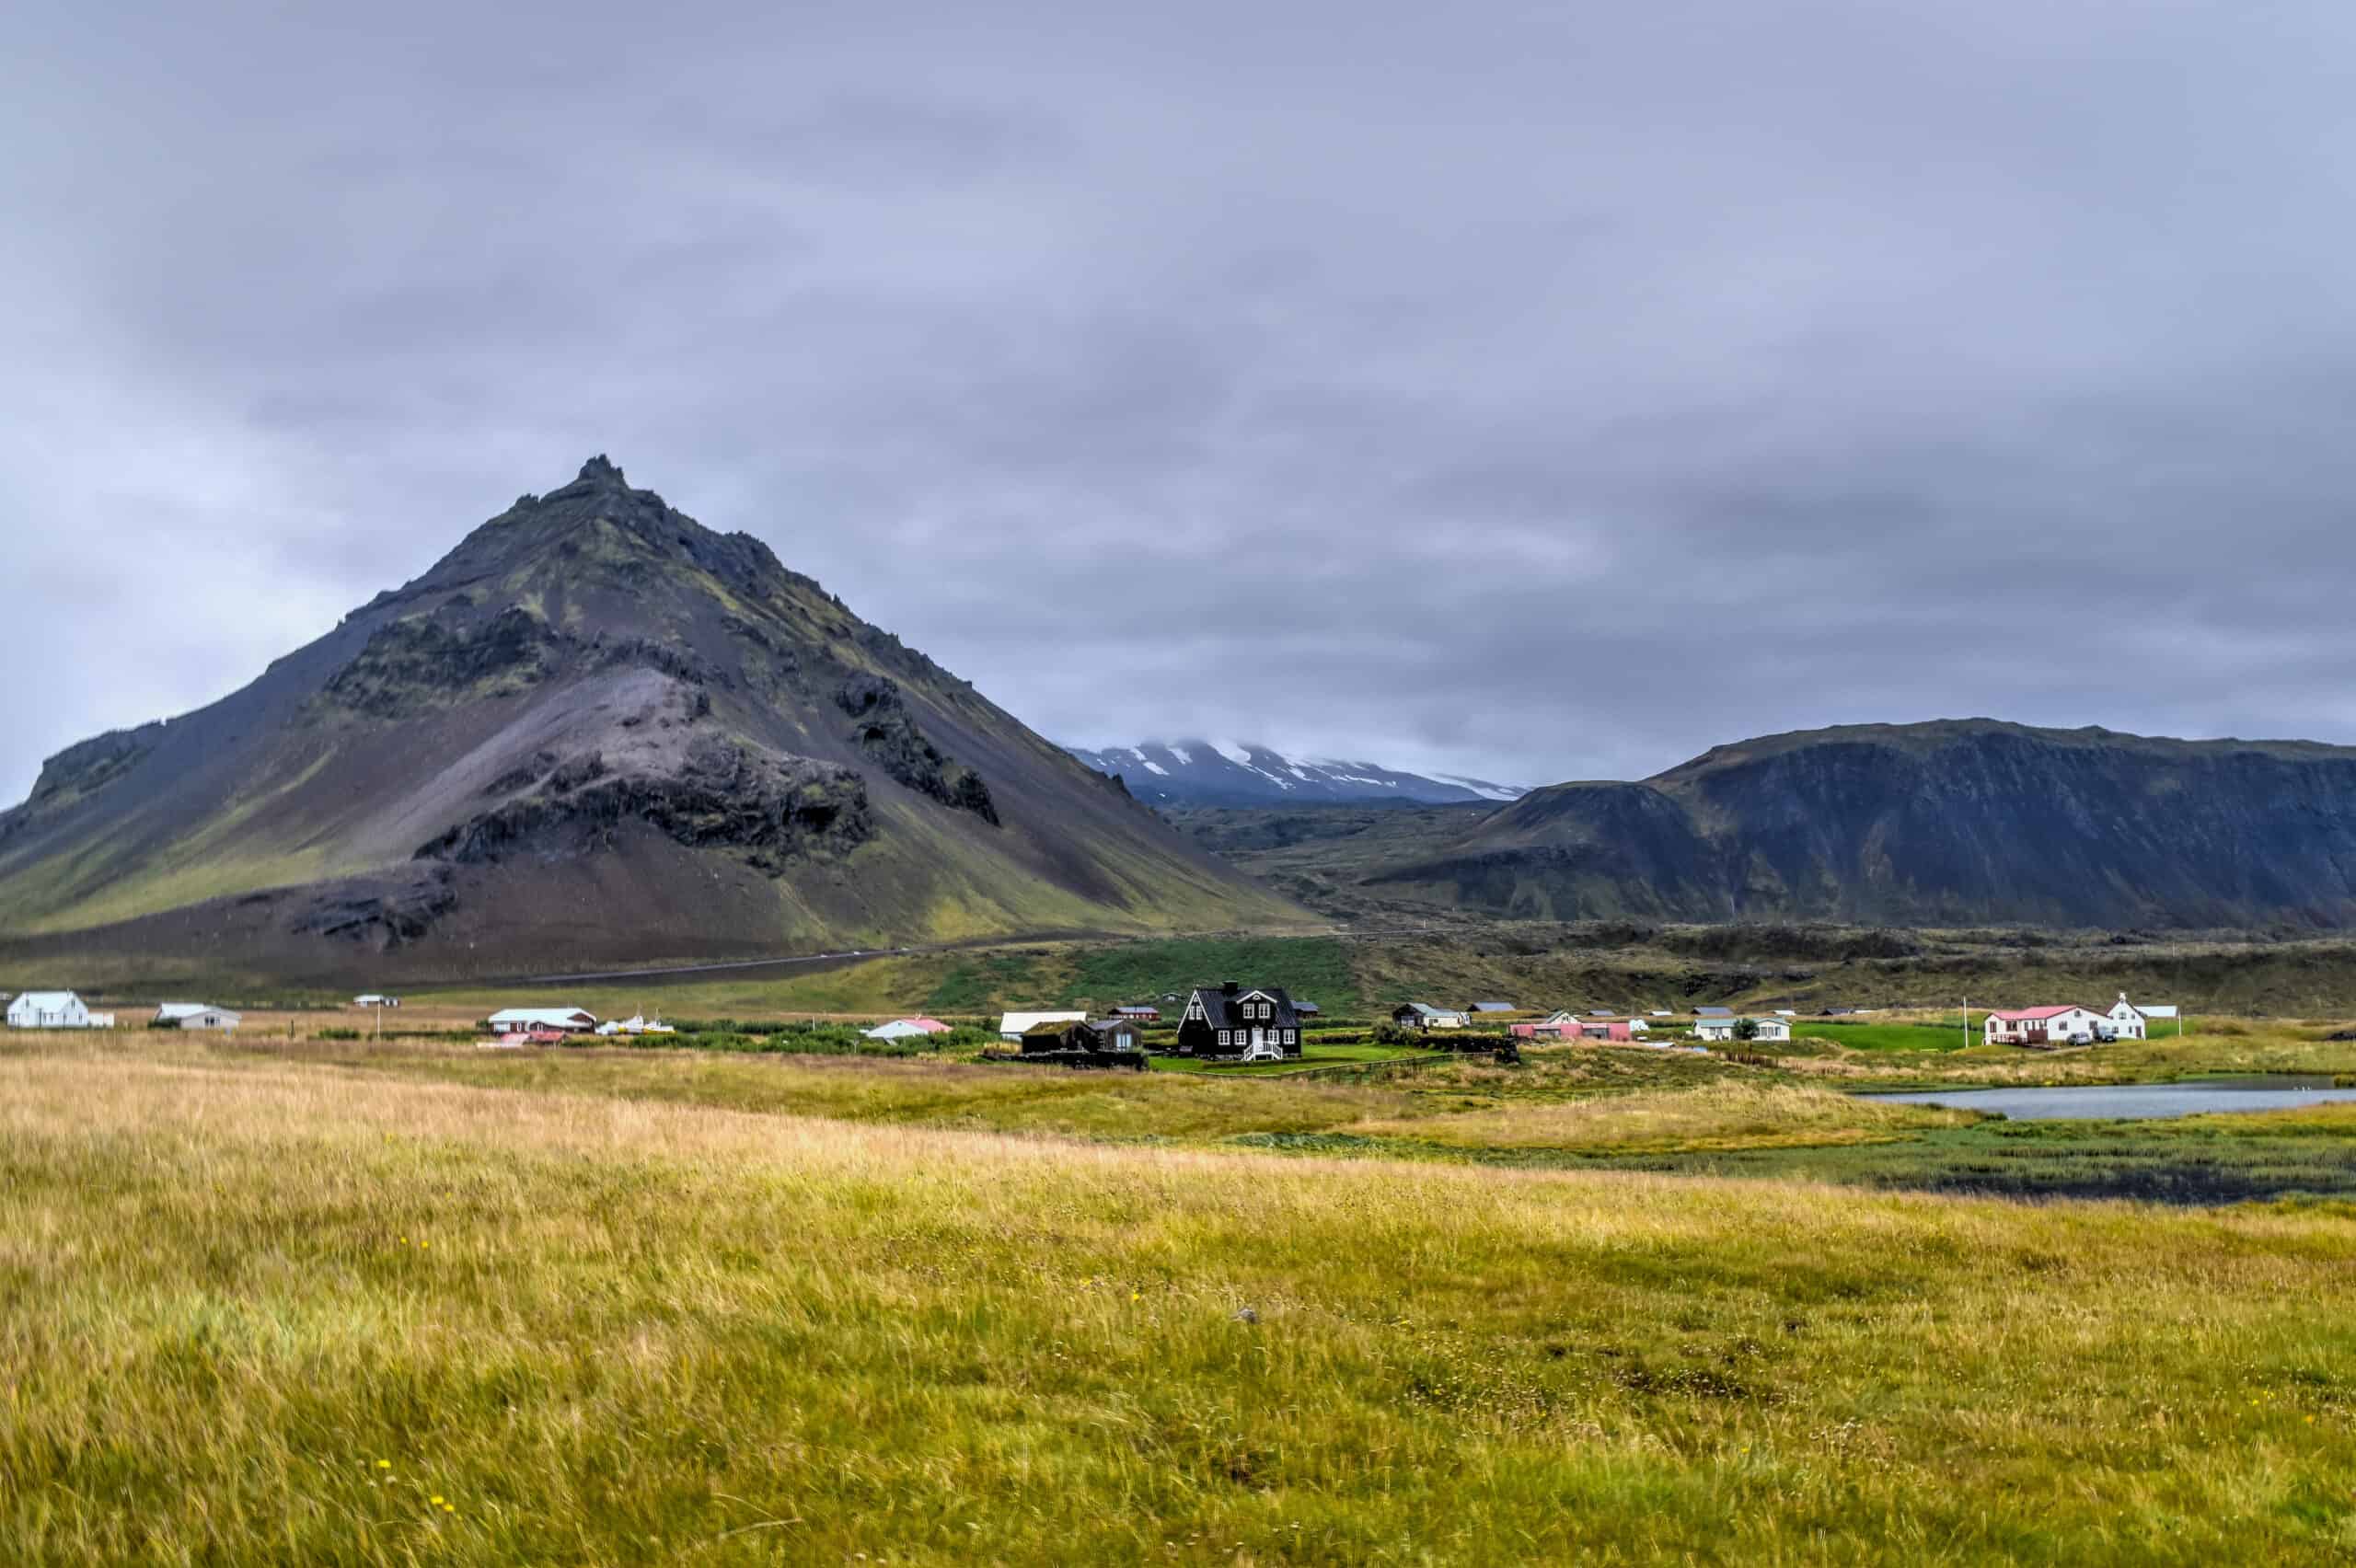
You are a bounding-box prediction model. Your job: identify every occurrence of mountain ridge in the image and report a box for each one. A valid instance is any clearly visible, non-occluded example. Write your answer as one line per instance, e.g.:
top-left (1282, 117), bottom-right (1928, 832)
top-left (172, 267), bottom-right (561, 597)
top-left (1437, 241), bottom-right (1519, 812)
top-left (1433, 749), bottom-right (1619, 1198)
top-left (1365, 718), bottom-right (2356, 928)
top-left (1065, 740), bottom-right (1525, 808)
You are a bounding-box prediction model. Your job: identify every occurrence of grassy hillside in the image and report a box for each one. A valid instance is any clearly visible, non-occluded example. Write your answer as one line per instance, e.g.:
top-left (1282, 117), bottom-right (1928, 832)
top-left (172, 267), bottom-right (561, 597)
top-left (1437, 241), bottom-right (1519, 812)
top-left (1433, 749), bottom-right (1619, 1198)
top-left (8, 1041), bottom-right (2356, 1562)
top-left (1057, 937), bottom-right (1361, 1012)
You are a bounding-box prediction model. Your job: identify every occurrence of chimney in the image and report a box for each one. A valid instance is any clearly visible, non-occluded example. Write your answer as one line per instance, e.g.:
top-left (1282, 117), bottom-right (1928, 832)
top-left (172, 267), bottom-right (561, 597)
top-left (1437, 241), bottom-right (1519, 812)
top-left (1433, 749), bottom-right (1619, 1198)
top-left (1221, 980), bottom-right (1240, 997)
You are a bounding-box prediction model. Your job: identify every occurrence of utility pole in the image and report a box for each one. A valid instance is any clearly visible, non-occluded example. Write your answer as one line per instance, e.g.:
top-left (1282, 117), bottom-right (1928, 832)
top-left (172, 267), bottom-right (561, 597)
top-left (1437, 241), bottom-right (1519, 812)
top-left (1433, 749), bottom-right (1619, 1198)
top-left (1962, 996), bottom-right (1968, 1052)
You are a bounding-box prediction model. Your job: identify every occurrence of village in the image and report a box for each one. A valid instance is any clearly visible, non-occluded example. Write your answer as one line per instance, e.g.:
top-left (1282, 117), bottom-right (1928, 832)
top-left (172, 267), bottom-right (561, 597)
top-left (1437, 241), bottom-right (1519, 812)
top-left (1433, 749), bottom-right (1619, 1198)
top-left (2, 980), bottom-right (2183, 1070)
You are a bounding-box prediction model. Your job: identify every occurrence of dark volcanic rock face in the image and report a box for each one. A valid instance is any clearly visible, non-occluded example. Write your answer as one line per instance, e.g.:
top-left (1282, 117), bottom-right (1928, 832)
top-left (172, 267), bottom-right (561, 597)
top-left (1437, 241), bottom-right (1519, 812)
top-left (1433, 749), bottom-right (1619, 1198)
top-left (835, 674), bottom-right (999, 824)
top-left (287, 868), bottom-right (461, 948)
top-left (1378, 721), bottom-right (2356, 928)
top-left (416, 736), bottom-right (871, 872)
top-left (318, 607), bottom-right (557, 719)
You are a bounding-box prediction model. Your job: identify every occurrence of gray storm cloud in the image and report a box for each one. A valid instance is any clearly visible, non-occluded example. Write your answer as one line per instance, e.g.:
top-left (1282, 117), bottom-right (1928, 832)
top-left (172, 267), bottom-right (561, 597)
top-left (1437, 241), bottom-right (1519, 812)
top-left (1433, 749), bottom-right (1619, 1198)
top-left (6, 0), bottom-right (2356, 804)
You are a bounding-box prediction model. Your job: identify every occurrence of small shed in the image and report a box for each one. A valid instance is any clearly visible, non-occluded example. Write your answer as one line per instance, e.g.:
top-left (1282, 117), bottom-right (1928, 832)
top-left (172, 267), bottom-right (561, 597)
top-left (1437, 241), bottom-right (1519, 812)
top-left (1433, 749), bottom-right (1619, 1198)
top-left (1014, 1017), bottom-right (1146, 1069)
top-left (999, 1010), bottom-right (1087, 1042)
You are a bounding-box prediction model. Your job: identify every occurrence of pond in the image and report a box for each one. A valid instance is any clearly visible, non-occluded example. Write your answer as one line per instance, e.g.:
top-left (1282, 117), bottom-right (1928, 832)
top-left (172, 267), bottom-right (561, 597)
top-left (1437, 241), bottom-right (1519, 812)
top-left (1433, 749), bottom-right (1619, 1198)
top-left (1864, 1077), bottom-right (2356, 1122)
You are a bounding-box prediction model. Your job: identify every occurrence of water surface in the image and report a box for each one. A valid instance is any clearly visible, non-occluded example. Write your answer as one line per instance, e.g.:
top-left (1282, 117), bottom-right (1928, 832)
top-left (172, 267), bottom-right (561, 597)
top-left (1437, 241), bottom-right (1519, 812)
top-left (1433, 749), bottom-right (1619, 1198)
top-left (1866, 1077), bottom-right (2356, 1122)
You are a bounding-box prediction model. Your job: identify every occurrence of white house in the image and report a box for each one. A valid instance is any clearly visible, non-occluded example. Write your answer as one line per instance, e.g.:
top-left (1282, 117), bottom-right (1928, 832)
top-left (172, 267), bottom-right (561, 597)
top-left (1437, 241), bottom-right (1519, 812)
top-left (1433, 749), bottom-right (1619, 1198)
top-left (487, 1007), bottom-right (598, 1033)
top-left (352, 994), bottom-right (401, 1009)
top-left (155, 1002), bottom-right (241, 1032)
top-left (2106, 994), bottom-right (2153, 1040)
top-left (1546, 1009), bottom-right (1652, 1038)
top-left (592, 1014), bottom-right (676, 1037)
top-left (1693, 1016), bottom-right (1791, 1043)
top-left (999, 1010), bottom-right (1086, 1042)
top-left (1394, 1002), bottom-right (1469, 1031)
top-left (865, 1017), bottom-right (952, 1041)
top-left (1983, 1005), bottom-right (2110, 1047)
top-left (6, 991), bottom-right (113, 1029)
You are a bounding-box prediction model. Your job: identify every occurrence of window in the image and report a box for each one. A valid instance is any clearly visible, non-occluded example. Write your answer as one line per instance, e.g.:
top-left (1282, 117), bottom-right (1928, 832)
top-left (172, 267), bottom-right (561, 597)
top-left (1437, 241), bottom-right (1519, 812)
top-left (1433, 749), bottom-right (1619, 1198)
top-left (1218, 1030), bottom-right (1230, 1046)
top-left (1284, 1029), bottom-right (1295, 1045)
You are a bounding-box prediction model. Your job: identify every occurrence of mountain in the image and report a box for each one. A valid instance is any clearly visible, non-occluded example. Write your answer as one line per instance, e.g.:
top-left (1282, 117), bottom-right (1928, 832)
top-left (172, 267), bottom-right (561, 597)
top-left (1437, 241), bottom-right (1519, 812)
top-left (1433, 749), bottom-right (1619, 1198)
top-left (1063, 741), bottom-right (1525, 808)
top-left (1365, 720), bottom-right (2356, 928)
top-left (0, 458), bottom-right (1305, 980)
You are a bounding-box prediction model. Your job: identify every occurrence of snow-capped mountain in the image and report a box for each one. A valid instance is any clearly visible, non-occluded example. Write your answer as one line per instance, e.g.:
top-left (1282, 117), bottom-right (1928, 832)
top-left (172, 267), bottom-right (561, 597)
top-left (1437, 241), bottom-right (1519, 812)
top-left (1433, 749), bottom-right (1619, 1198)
top-left (1063, 740), bottom-right (1526, 808)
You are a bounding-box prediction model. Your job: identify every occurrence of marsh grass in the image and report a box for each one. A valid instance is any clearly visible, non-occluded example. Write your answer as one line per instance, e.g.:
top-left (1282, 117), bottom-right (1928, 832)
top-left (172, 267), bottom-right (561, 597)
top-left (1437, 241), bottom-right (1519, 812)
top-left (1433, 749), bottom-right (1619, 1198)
top-left (6, 1043), bottom-right (2356, 1562)
top-left (1347, 1081), bottom-right (1981, 1153)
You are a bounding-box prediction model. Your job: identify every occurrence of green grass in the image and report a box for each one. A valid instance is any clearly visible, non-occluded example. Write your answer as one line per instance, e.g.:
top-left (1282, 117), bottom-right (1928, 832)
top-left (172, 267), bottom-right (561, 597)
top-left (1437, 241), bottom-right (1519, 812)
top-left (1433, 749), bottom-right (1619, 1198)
top-left (1619, 1103), bottom-right (2356, 1204)
top-left (922, 947), bottom-right (1056, 1012)
top-left (10, 1042), bottom-right (2356, 1562)
top-left (1058, 936), bottom-right (1360, 1013)
top-left (1794, 1019), bottom-right (1977, 1053)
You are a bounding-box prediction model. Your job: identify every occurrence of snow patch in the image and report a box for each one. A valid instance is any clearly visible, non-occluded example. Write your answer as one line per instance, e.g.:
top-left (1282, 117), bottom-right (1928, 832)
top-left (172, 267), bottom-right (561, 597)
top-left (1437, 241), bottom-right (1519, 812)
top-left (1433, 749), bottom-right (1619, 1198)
top-left (1140, 760), bottom-right (1168, 776)
top-left (1431, 774), bottom-right (1528, 801)
top-left (1207, 739), bottom-right (1254, 767)
top-left (1167, 744), bottom-right (1192, 766)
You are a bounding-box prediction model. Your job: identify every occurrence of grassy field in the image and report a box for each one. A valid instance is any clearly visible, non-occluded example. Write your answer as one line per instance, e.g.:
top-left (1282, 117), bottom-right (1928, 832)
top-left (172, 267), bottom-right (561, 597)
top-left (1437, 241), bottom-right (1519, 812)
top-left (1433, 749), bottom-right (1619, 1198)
top-left (1148, 1042), bottom-right (1431, 1077)
top-left (1795, 1018), bottom-right (1980, 1052)
top-left (7, 1039), bottom-right (2356, 1563)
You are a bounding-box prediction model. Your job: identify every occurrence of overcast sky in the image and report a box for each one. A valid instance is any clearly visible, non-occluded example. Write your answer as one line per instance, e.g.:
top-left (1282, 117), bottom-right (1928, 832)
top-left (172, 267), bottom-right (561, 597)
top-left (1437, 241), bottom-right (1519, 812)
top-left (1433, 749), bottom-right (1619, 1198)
top-left (7, 0), bottom-right (2356, 804)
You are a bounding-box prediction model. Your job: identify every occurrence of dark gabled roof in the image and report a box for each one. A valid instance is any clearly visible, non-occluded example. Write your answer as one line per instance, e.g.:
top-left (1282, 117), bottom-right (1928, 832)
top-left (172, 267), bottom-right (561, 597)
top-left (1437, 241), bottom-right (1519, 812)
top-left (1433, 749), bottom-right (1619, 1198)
top-left (1468, 1001), bottom-right (1516, 1012)
top-left (1187, 986), bottom-right (1299, 1032)
top-left (1694, 1006), bottom-right (1734, 1017)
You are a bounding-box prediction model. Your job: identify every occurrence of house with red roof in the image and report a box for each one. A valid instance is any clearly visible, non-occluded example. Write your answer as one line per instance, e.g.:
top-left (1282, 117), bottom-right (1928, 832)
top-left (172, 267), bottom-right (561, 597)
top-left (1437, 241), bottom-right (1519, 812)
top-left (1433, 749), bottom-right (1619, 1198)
top-left (1982, 1004), bottom-right (2110, 1047)
top-left (863, 1017), bottom-right (952, 1041)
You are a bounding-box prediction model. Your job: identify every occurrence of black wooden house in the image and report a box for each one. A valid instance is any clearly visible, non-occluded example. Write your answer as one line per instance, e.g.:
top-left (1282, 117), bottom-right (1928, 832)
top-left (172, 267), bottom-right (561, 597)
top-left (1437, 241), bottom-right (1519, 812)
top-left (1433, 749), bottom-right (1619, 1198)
top-left (1171, 982), bottom-right (1303, 1061)
top-left (1016, 1017), bottom-right (1146, 1070)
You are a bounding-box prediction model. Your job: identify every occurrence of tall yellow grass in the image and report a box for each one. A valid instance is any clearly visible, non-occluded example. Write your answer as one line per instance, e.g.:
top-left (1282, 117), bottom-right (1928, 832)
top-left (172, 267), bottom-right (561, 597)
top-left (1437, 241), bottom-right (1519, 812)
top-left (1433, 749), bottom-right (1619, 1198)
top-left (4, 1043), bottom-right (2355, 1563)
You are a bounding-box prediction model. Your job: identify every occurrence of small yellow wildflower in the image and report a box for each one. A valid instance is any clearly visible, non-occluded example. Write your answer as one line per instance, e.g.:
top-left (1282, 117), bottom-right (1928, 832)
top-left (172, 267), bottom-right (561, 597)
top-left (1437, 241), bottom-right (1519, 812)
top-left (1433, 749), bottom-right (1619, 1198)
top-left (375, 1460), bottom-right (391, 1470)
top-left (432, 1495), bottom-right (445, 1505)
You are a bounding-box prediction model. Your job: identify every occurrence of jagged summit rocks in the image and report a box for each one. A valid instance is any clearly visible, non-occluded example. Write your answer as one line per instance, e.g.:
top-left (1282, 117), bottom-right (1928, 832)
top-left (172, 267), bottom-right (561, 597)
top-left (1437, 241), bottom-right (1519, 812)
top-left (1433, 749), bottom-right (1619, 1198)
top-left (0, 460), bottom-right (1298, 979)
